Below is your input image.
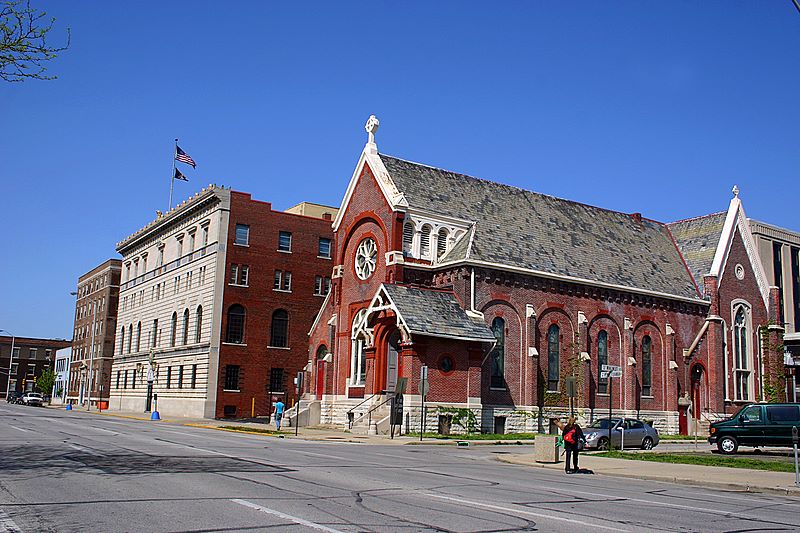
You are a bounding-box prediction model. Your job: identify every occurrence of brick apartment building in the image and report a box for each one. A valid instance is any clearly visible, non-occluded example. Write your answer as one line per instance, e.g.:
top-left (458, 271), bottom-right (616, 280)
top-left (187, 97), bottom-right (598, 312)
top-left (1, 336), bottom-right (71, 397)
top-left (67, 259), bottom-right (121, 407)
top-left (305, 116), bottom-right (783, 435)
top-left (111, 186), bottom-right (336, 419)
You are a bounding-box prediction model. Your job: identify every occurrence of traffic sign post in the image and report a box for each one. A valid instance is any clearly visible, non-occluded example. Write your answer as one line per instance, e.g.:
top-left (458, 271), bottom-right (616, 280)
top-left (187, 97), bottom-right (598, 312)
top-left (601, 365), bottom-right (621, 450)
top-left (793, 426), bottom-right (799, 487)
top-left (420, 366), bottom-right (428, 441)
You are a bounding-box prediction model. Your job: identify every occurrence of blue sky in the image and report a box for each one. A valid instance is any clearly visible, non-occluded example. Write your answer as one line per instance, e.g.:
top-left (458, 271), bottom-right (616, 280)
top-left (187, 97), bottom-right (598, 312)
top-left (2, 1), bottom-right (799, 339)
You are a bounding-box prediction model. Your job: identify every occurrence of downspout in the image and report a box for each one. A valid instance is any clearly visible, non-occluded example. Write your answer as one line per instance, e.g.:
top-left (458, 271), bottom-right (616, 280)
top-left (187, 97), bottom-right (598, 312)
top-left (470, 267), bottom-right (476, 313)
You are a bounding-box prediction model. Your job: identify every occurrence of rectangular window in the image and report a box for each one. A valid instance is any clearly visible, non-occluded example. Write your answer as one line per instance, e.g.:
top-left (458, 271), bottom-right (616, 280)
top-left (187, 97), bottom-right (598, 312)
top-left (45, 349), bottom-right (52, 360)
top-left (318, 238), bottom-right (332, 258)
top-left (191, 364), bottom-right (197, 389)
top-left (235, 224), bottom-right (249, 245)
top-left (30, 348), bottom-right (37, 359)
top-left (131, 369), bottom-right (136, 389)
top-left (12, 347), bottom-right (19, 358)
top-left (176, 238), bottom-right (183, 260)
top-left (792, 247), bottom-right (800, 332)
top-left (773, 242), bottom-right (784, 317)
top-left (314, 276), bottom-right (331, 296)
top-left (229, 264), bottom-right (239, 284)
top-left (224, 365), bottom-right (240, 391)
top-left (240, 265), bottom-right (249, 286)
top-left (124, 370), bottom-right (128, 389)
top-left (202, 225), bottom-right (209, 247)
top-left (166, 366), bottom-right (172, 389)
top-left (278, 231), bottom-right (292, 252)
top-left (766, 405), bottom-right (800, 422)
top-left (188, 233), bottom-right (195, 253)
top-left (116, 370), bottom-right (121, 389)
top-left (10, 363), bottom-right (18, 375)
top-left (178, 365), bottom-right (184, 389)
top-left (27, 364), bottom-right (35, 376)
top-left (269, 367), bottom-right (285, 392)
top-left (274, 270), bottom-right (282, 290)
top-left (282, 271), bottom-right (292, 291)
top-left (314, 275), bottom-right (323, 295)
top-left (152, 319), bottom-right (158, 348)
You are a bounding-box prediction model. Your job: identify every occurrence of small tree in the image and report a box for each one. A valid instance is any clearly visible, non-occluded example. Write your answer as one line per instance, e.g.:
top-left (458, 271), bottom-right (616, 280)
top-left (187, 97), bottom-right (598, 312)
top-left (1, 0), bottom-right (70, 82)
top-left (35, 368), bottom-right (56, 397)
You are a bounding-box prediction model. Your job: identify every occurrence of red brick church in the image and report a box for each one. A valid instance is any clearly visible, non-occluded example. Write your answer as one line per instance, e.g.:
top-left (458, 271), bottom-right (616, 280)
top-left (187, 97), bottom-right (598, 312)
top-left (305, 116), bottom-right (784, 435)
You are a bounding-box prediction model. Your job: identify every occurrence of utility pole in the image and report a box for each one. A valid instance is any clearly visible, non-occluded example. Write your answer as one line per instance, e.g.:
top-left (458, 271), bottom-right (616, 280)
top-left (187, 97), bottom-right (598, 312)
top-left (1, 330), bottom-right (15, 399)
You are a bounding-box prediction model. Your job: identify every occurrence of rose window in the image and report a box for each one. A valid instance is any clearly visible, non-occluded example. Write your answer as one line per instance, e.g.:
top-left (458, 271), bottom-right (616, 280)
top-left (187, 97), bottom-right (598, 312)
top-left (354, 238), bottom-right (377, 280)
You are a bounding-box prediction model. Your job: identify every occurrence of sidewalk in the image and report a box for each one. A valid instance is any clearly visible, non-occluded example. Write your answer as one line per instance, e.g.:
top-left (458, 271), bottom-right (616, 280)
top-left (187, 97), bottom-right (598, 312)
top-left (55, 405), bottom-right (800, 496)
top-left (499, 451), bottom-right (800, 497)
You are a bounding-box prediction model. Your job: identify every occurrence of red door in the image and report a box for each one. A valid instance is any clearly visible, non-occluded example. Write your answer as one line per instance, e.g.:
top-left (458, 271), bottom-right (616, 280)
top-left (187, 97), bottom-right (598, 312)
top-left (316, 360), bottom-right (325, 400)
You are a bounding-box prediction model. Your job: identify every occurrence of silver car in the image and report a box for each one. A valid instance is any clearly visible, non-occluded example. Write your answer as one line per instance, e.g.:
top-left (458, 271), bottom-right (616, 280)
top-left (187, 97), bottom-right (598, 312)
top-left (22, 392), bottom-right (44, 407)
top-left (582, 417), bottom-right (659, 450)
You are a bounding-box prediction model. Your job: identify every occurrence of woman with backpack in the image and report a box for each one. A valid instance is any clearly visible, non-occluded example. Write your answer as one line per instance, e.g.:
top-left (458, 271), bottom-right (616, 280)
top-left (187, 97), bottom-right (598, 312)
top-left (561, 416), bottom-right (584, 474)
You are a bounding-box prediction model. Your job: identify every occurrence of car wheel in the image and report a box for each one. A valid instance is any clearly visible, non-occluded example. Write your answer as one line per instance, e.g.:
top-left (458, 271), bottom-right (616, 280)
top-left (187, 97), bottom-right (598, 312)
top-left (641, 437), bottom-right (654, 450)
top-left (597, 437), bottom-right (610, 451)
top-left (717, 436), bottom-right (738, 455)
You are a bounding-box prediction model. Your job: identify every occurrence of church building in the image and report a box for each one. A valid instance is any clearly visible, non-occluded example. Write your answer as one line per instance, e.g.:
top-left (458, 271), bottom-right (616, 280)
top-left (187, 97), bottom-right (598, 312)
top-left (305, 116), bottom-right (784, 435)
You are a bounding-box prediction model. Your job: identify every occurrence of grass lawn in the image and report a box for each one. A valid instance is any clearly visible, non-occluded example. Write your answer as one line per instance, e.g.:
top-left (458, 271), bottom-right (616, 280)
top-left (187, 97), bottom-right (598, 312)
top-left (406, 432), bottom-right (537, 441)
top-left (217, 425), bottom-right (279, 435)
top-left (595, 451), bottom-right (797, 473)
top-left (658, 434), bottom-right (710, 441)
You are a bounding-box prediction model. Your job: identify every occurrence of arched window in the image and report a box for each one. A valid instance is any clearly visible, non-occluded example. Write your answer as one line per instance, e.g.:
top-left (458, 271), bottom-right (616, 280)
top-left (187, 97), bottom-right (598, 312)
top-left (402, 221), bottom-right (414, 256)
top-left (420, 224), bottom-right (432, 258)
top-left (547, 324), bottom-right (560, 391)
top-left (119, 326), bottom-right (125, 355)
top-left (436, 228), bottom-right (449, 260)
top-left (490, 317), bottom-right (505, 389)
top-left (135, 322), bottom-right (142, 352)
top-left (350, 309), bottom-right (367, 385)
top-left (195, 306), bottom-right (203, 343)
top-left (170, 312), bottom-right (177, 347)
top-left (127, 324), bottom-right (133, 354)
top-left (597, 330), bottom-right (608, 394)
top-left (733, 306), bottom-right (750, 401)
top-left (226, 304), bottom-right (245, 344)
top-left (641, 335), bottom-right (652, 397)
top-left (182, 309), bottom-right (190, 345)
top-left (270, 309), bottom-right (289, 347)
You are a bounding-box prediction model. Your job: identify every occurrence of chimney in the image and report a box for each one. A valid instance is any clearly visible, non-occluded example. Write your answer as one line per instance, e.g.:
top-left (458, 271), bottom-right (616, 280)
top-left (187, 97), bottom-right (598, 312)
top-left (322, 212), bottom-right (332, 221)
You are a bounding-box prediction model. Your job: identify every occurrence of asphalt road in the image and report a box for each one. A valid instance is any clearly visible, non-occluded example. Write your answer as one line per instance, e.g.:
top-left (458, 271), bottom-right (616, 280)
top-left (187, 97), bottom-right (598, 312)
top-left (1, 403), bottom-right (798, 533)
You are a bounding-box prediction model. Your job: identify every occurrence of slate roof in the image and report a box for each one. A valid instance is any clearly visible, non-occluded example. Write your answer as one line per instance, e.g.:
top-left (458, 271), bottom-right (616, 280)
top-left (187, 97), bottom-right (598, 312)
top-left (667, 212), bottom-right (727, 296)
top-left (379, 154), bottom-right (701, 301)
top-left (381, 284), bottom-right (496, 342)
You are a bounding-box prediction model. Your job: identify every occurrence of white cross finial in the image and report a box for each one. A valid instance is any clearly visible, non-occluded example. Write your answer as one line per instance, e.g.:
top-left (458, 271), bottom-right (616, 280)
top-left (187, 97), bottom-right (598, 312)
top-left (732, 184), bottom-right (739, 198)
top-left (365, 114), bottom-right (380, 145)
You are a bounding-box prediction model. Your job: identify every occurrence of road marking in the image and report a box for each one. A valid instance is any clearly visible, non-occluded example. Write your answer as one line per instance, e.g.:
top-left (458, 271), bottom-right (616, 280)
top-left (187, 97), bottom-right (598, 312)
top-left (426, 494), bottom-right (630, 532)
top-left (7, 425), bottom-right (28, 433)
top-left (231, 498), bottom-right (345, 532)
top-left (0, 508), bottom-right (22, 533)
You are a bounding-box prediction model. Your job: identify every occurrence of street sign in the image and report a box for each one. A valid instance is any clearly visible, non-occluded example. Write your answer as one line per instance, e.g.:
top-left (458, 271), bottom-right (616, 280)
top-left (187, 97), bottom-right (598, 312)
top-left (600, 371), bottom-right (609, 379)
top-left (420, 379), bottom-right (429, 397)
top-left (610, 370), bottom-right (622, 378)
top-left (601, 364), bottom-right (621, 372)
top-left (565, 376), bottom-right (577, 398)
top-left (601, 370), bottom-right (623, 379)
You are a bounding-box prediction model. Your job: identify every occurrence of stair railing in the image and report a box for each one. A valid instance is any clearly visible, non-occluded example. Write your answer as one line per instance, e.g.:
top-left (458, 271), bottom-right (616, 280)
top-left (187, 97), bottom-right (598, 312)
top-left (346, 391), bottom-right (383, 429)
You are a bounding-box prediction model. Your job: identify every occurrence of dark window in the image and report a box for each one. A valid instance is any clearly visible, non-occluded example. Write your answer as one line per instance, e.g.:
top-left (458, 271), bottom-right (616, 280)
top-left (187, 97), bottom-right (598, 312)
top-left (402, 222), bottom-right (414, 255)
top-left (792, 247), bottom-right (800, 332)
top-left (490, 317), bottom-right (505, 389)
top-left (191, 364), bottom-right (197, 389)
top-left (234, 224), bottom-right (249, 245)
top-left (170, 312), bottom-right (177, 347)
top-left (314, 276), bottom-right (331, 296)
top-left (166, 366), bottom-right (172, 389)
top-left (224, 365), bottom-right (240, 390)
top-left (278, 231), bottom-right (292, 252)
top-left (152, 319), bottom-right (158, 347)
top-left (773, 242), bottom-right (784, 318)
top-left (229, 264), bottom-right (239, 284)
top-left (195, 306), bottom-right (203, 343)
top-left (182, 309), bottom-right (189, 345)
top-left (135, 322), bottom-right (142, 352)
top-left (127, 324), bottom-right (132, 353)
top-left (269, 367), bottom-right (285, 392)
top-left (641, 335), bottom-right (652, 397)
top-left (123, 370), bottom-right (128, 389)
top-left (597, 330), bottom-right (609, 394)
top-left (226, 304), bottom-right (246, 344)
top-left (440, 356), bottom-right (454, 373)
top-left (270, 309), bottom-right (289, 347)
top-left (178, 365), bottom-right (184, 388)
top-left (273, 270), bottom-right (281, 290)
top-left (318, 238), bottom-right (332, 258)
top-left (766, 405), bottom-right (800, 422)
top-left (119, 327), bottom-right (125, 355)
top-left (547, 324), bottom-right (560, 391)
top-left (131, 369), bottom-right (136, 389)
top-left (240, 265), bottom-right (249, 286)
top-left (116, 370), bottom-right (121, 389)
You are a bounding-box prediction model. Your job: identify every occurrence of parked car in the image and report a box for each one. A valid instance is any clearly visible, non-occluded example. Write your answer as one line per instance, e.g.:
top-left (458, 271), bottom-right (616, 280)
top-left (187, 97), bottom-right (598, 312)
top-left (6, 391), bottom-right (24, 404)
top-left (21, 392), bottom-right (45, 407)
top-left (709, 403), bottom-right (800, 454)
top-left (582, 417), bottom-right (660, 450)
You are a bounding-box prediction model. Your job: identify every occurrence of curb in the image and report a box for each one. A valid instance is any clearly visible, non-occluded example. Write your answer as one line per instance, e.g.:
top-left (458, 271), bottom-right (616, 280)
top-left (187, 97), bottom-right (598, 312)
top-left (496, 455), bottom-right (800, 498)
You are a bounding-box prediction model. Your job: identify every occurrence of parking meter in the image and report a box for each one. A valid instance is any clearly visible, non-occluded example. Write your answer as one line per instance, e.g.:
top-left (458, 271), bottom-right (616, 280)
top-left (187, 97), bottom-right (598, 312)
top-left (793, 426), bottom-right (798, 445)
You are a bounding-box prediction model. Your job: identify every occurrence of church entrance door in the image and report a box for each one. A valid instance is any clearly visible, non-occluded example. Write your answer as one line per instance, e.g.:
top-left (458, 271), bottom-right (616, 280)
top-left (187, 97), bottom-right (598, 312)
top-left (385, 330), bottom-right (400, 394)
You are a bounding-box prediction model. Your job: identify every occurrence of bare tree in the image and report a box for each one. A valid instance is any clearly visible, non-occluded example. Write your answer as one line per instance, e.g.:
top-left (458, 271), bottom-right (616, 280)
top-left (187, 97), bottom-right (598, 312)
top-left (0, 0), bottom-right (69, 82)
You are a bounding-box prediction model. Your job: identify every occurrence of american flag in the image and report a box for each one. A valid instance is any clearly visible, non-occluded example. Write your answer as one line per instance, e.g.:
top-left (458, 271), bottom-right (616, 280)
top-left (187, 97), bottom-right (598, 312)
top-left (175, 145), bottom-right (196, 168)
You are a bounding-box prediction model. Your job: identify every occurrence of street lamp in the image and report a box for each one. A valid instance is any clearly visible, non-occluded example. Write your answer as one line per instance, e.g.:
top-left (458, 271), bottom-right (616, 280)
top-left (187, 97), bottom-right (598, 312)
top-left (0, 330), bottom-right (15, 400)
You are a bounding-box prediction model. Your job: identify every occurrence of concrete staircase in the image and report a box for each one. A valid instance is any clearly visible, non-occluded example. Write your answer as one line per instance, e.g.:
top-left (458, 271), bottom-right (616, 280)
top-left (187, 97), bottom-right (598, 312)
top-left (350, 398), bottom-right (392, 435)
top-left (285, 399), bottom-right (320, 427)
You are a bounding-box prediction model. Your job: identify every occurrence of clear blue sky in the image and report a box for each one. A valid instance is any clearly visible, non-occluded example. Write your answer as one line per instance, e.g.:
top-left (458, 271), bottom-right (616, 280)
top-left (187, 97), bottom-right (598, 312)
top-left (2, 1), bottom-right (799, 339)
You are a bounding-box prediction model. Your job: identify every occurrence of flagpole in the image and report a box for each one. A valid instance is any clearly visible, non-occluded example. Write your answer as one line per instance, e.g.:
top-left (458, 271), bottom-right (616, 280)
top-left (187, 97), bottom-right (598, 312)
top-left (169, 138), bottom-right (178, 211)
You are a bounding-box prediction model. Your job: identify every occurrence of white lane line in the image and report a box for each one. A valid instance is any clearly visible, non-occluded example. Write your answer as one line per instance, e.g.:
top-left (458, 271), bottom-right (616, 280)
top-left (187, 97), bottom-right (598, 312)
top-left (426, 494), bottom-right (630, 532)
top-left (231, 499), bottom-right (345, 533)
top-left (0, 509), bottom-right (22, 533)
top-left (7, 425), bottom-right (29, 433)
top-left (291, 450), bottom-right (352, 462)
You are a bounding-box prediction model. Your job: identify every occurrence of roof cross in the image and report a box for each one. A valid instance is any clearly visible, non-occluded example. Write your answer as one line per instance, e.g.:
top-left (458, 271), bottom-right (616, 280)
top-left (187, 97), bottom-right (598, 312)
top-left (365, 114), bottom-right (380, 145)
top-left (732, 184), bottom-right (740, 198)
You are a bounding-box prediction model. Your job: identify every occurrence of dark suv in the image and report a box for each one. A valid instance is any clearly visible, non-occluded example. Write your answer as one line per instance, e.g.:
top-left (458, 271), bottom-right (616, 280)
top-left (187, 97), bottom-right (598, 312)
top-left (709, 403), bottom-right (800, 454)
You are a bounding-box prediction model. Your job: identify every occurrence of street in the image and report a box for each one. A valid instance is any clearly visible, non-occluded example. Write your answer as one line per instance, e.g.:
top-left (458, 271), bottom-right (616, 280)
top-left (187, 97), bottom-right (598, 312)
top-left (1, 403), bottom-right (798, 533)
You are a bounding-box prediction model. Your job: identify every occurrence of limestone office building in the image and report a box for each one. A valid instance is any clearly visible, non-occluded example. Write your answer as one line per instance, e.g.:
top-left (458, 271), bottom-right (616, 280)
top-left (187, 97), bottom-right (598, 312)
top-left (111, 186), bottom-right (336, 418)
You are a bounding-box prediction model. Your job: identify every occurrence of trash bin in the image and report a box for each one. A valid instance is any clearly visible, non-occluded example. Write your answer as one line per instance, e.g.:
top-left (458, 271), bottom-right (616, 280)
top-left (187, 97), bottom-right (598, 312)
top-left (534, 434), bottom-right (560, 463)
top-left (98, 401), bottom-right (109, 410)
